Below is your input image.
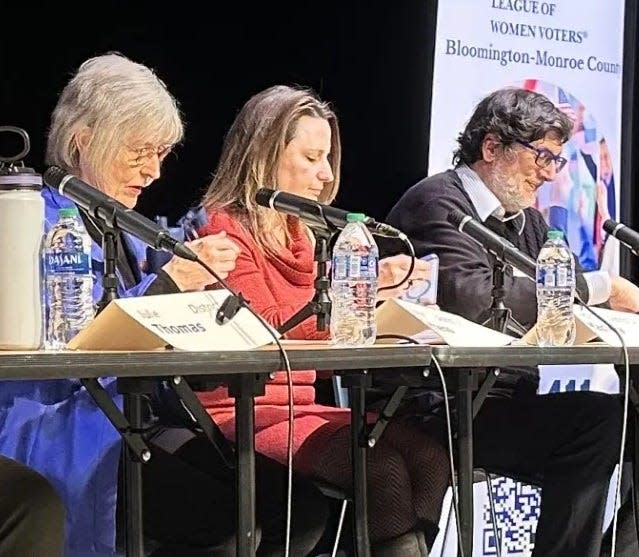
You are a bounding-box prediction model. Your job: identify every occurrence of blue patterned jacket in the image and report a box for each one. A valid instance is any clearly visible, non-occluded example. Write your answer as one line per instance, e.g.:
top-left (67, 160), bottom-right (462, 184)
top-left (0, 186), bottom-right (162, 556)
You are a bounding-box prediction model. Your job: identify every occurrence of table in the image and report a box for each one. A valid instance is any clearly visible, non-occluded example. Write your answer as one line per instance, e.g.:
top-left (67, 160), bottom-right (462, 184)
top-left (0, 343), bottom-right (432, 556)
top-left (430, 344), bottom-right (639, 557)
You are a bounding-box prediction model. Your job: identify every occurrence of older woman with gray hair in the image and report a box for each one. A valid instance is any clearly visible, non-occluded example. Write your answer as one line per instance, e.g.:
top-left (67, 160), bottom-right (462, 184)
top-left (0, 53), bottom-right (329, 556)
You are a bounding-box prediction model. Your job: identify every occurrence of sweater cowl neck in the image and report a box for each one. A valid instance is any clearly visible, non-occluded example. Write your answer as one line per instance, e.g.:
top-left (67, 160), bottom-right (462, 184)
top-left (267, 216), bottom-right (315, 288)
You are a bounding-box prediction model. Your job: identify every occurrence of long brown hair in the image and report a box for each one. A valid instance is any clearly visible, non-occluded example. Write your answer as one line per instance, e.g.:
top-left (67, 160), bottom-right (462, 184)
top-left (201, 85), bottom-right (341, 256)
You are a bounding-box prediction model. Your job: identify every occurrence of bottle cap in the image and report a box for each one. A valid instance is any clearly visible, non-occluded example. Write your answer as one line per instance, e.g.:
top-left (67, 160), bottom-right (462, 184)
top-left (346, 212), bottom-right (366, 222)
top-left (547, 229), bottom-right (564, 240)
top-left (58, 207), bottom-right (80, 218)
top-left (0, 127), bottom-right (42, 191)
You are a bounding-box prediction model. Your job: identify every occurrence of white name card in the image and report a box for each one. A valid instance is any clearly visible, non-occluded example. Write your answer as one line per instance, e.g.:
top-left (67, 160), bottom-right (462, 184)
top-left (67, 290), bottom-right (279, 351)
top-left (376, 298), bottom-right (515, 347)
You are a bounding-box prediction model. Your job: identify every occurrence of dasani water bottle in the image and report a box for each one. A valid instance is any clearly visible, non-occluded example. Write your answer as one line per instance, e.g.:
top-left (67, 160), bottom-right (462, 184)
top-left (43, 207), bottom-right (95, 349)
top-left (330, 213), bottom-right (379, 346)
top-left (535, 229), bottom-right (575, 346)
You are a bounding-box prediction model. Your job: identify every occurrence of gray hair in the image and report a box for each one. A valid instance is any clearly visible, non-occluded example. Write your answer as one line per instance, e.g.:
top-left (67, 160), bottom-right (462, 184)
top-left (46, 52), bottom-right (184, 183)
top-left (452, 87), bottom-right (573, 166)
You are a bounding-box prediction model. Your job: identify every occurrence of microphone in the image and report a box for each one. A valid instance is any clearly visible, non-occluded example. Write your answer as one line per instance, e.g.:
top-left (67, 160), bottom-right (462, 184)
top-left (255, 188), bottom-right (405, 238)
top-left (603, 219), bottom-right (639, 256)
top-left (43, 166), bottom-right (197, 261)
top-left (447, 209), bottom-right (536, 279)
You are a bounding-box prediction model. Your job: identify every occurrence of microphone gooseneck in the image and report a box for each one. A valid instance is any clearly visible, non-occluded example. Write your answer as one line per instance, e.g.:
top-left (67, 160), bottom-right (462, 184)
top-left (603, 219), bottom-right (639, 256)
top-left (256, 187), bottom-right (406, 239)
top-left (446, 209), bottom-right (537, 280)
top-left (43, 166), bottom-right (197, 261)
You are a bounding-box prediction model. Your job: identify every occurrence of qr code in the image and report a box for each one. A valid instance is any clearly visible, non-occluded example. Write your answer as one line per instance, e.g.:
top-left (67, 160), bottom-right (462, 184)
top-left (481, 477), bottom-right (541, 556)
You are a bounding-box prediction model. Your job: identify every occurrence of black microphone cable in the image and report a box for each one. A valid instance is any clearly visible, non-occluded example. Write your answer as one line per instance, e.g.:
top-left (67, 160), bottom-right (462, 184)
top-left (45, 167), bottom-right (297, 554)
top-left (186, 216), bottom-right (416, 554)
top-left (192, 218), bottom-right (428, 554)
top-left (377, 235), bottom-right (417, 294)
top-left (178, 220), bottom-right (298, 557)
top-left (523, 276), bottom-right (629, 554)
top-left (375, 333), bottom-right (464, 557)
top-left (429, 352), bottom-right (465, 557)
top-left (186, 255), bottom-right (297, 557)
top-left (572, 293), bottom-right (629, 557)
top-left (595, 223), bottom-right (639, 552)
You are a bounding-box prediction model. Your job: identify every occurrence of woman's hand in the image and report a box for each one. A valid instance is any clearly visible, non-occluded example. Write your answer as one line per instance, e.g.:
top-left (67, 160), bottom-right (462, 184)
top-left (162, 231), bottom-right (240, 291)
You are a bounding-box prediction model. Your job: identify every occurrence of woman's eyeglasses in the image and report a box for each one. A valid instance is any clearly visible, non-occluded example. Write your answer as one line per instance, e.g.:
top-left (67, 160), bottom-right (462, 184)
top-left (127, 143), bottom-right (174, 167)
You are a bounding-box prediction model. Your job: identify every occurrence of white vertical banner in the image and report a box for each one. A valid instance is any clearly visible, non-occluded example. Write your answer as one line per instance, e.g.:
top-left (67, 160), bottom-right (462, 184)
top-left (428, 2), bottom-right (627, 556)
top-left (429, 0), bottom-right (626, 274)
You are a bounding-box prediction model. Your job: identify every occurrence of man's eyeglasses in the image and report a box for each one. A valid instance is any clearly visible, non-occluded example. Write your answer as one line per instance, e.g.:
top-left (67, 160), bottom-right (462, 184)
top-left (516, 140), bottom-right (567, 173)
top-left (126, 143), bottom-right (174, 167)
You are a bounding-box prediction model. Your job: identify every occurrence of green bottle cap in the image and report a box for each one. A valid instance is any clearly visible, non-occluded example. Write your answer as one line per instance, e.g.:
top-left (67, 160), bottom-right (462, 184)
top-left (346, 212), bottom-right (366, 222)
top-left (58, 207), bottom-right (79, 218)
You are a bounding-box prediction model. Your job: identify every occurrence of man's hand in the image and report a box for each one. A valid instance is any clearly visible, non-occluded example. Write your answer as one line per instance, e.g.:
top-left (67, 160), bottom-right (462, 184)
top-left (608, 276), bottom-right (639, 313)
top-left (377, 254), bottom-right (435, 301)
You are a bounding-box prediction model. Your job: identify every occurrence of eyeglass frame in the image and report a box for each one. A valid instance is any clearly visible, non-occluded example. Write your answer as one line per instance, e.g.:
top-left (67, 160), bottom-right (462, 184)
top-left (125, 143), bottom-right (175, 168)
top-left (515, 140), bottom-right (568, 172)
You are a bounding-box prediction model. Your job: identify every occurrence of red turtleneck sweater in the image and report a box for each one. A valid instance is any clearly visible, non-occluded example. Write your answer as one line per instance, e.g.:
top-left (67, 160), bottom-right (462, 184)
top-left (197, 211), bottom-right (349, 468)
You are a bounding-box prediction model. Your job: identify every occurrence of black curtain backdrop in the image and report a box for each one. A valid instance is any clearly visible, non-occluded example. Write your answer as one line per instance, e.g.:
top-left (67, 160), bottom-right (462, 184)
top-left (3, 2), bottom-right (637, 273)
top-left (2, 2), bottom-right (435, 223)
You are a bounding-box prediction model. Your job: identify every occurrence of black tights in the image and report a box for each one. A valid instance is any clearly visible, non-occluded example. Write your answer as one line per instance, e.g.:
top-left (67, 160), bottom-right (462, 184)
top-left (297, 417), bottom-right (450, 544)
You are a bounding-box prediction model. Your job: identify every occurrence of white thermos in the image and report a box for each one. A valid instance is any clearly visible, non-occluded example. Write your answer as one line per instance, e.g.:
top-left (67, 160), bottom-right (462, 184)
top-left (0, 127), bottom-right (44, 349)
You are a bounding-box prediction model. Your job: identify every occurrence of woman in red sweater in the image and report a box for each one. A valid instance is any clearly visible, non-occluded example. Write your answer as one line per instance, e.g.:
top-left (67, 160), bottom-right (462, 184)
top-left (197, 85), bottom-right (448, 555)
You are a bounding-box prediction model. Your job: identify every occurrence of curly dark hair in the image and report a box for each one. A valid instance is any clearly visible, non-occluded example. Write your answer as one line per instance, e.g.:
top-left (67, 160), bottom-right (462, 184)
top-left (452, 87), bottom-right (573, 166)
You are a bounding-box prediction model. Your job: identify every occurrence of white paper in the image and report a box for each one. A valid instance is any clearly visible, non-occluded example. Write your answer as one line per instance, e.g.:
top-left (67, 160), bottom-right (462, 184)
top-left (573, 305), bottom-right (639, 347)
top-left (392, 299), bottom-right (515, 347)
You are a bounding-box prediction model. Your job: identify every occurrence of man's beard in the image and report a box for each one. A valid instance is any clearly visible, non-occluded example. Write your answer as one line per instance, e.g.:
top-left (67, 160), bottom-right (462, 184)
top-left (486, 163), bottom-right (531, 212)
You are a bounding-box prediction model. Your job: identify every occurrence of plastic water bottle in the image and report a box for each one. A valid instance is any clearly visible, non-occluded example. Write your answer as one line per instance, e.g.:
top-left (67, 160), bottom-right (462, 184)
top-left (535, 229), bottom-right (576, 346)
top-left (43, 207), bottom-right (95, 349)
top-left (330, 213), bottom-right (379, 346)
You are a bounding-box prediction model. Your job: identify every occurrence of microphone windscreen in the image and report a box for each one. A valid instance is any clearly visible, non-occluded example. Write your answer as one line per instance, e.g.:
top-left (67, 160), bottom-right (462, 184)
top-left (447, 209), bottom-right (467, 228)
top-left (43, 166), bottom-right (66, 188)
top-left (602, 219), bottom-right (619, 235)
top-left (255, 188), bottom-right (276, 207)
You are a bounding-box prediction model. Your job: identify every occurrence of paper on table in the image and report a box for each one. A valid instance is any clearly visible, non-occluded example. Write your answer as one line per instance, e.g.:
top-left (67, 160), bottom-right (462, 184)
top-left (572, 305), bottom-right (639, 347)
top-left (376, 298), bottom-right (515, 347)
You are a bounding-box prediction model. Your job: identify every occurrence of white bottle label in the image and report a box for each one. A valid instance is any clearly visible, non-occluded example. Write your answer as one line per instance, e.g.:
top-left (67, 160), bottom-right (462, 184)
top-left (333, 254), bottom-right (378, 280)
top-left (349, 255), bottom-right (361, 278)
top-left (556, 267), bottom-right (568, 287)
top-left (537, 268), bottom-right (555, 287)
